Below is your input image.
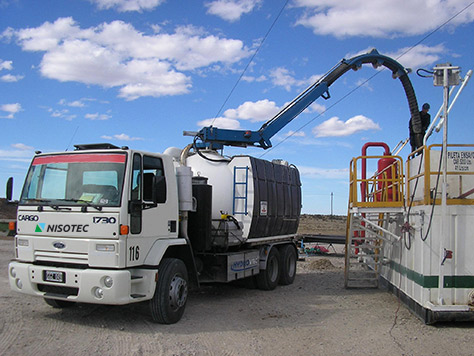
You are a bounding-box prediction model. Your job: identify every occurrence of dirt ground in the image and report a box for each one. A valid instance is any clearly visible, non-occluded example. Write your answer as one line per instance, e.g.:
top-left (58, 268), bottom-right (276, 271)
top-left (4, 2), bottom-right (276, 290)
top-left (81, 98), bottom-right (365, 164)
top-left (1, 215), bottom-right (473, 356)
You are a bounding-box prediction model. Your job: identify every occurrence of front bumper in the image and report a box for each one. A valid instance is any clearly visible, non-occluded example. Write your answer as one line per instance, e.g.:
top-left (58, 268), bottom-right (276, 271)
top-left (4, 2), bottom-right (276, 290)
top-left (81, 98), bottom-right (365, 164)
top-left (8, 261), bottom-right (157, 305)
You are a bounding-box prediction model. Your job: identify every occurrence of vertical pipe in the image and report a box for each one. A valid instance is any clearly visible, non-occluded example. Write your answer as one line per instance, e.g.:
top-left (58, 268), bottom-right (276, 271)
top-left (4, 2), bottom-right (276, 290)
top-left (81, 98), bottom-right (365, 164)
top-left (331, 192), bottom-right (333, 216)
top-left (361, 142), bottom-right (390, 202)
top-left (438, 68), bottom-right (450, 305)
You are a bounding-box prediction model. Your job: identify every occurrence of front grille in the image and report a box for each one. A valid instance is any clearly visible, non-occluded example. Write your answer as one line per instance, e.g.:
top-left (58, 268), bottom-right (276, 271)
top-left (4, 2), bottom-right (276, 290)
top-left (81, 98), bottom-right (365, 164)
top-left (37, 284), bottom-right (79, 297)
top-left (35, 261), bottom-right (88, 269)
top-left (35, 250), bottom-right (88, 264)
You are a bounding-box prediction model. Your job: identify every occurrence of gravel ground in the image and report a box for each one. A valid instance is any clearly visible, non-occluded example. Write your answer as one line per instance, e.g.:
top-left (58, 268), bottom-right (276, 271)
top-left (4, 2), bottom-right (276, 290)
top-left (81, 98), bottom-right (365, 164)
top-left (1, 237), bottom-right (473, 356)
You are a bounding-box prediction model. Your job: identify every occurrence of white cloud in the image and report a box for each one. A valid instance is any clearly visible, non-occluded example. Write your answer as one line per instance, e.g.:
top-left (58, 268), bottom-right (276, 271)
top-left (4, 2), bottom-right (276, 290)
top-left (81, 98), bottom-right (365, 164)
top-left (197, 99), bottom-right (284, 132)
top-left (0, 60), bottom-right (13, 70)
top-left (1, 103), bottom-right (22, 119)
top-left (313, 115), bottom-right (380, 137)
top-left (89, 0), bottom-right (164, 12)
top-left (294, 0), bottom-right (474, 38)
top-left (47, 107), bottom-right (76, 121)
top-left (0, 144), bottom-right (34, 162)
top-left (223, 99), bottom-right (281, 122)
top-left (206, 0), bottom-right (261, 22)
top-left (0, 60), bottom-right (23, 82)
top-left (59, 98), bottom-right (86, 107)
top-left (101, 133), bottom-right (144, 141)
top-left (355, 78), bottom-right (373, 92)
top-left (386, 44), bottom-right (447, 69)
top-left (9, 17), bottom-right (250, 100)
top-left (85, 113), bottom-right (111, 120)
top-left (1, 73), bottom-right (24, 82)
top-left (306, 102), bottom-right (326, 114)
top-left (242, 74), bottom-right (266, 83)
top-left (197, 117), bottom-right (241, 129)
top-left (270, 67), bottom-right (304, 91)
top-left (269, 67), bottom-right (323, 91)
top-left (346, 45), bottom-right (447, 75)
top-left (0, 27), bottom-right (14, 42)
top-left (197, 97), bottom-right (324, 131)
top-left (11, 143), bottom-right (34, 151)
top-left (285, 130), bottom-right (306, 137)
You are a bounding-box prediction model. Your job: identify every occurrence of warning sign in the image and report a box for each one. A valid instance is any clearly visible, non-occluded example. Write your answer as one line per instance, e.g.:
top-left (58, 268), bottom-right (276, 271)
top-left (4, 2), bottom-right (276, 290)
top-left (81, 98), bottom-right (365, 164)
top-left (447, 151), bottom-right (474, 172)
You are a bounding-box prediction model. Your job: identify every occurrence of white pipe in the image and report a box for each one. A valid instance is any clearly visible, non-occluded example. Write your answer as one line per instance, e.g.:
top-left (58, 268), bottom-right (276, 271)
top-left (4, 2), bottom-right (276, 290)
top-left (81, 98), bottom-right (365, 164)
top-left (423, 89), bottom-right (452, 145)
top-left (393, 138), bottom-right (409, 156)
top-left (438, 66), bottom-right (450, 305)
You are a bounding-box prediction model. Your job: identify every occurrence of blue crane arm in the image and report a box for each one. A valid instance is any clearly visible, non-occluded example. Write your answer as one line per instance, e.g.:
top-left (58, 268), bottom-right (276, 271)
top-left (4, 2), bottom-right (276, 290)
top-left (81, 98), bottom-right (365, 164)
top-left (195, 49), bottom-right (420, 149)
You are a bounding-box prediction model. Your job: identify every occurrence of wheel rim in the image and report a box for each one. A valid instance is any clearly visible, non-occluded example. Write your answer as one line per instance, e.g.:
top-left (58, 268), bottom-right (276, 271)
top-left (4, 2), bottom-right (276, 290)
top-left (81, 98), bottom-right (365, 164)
top-left (287, 252), bottom-right (296, 278)
top-left (169, 274), bottom-right (188, 310)
top-left (269, 256), bottom-right (279, 282)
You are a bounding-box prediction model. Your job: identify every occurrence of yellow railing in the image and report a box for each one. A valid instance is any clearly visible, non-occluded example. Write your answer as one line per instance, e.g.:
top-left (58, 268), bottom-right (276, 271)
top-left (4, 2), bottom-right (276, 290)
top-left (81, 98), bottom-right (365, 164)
top-left (348, 144), bottom-right (474, 209)
top-left (407, 144), bottom-right (474, 206)
top-left (349, 155), bottom-right (405, 208)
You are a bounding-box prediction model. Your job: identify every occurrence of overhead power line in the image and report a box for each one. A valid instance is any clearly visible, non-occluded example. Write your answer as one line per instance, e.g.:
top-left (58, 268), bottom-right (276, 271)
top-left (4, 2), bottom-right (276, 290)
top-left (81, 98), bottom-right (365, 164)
top-left (211, 0), bottom-right (289, 124)
top-left (259, 1), bottom-right (474, 158)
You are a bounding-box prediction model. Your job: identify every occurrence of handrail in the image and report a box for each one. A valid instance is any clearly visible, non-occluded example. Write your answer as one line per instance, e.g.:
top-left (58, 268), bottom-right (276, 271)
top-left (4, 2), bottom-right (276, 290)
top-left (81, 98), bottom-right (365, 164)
top-left (406, 144), bottom-right (474, 206)
top-left (349, 154), bottom-right (405, 208)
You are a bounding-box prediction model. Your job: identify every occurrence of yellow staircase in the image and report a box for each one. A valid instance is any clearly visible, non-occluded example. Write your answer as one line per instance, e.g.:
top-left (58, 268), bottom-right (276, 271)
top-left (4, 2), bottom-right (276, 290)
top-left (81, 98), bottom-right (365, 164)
top-left (344, 153), bottom-right (405, 288)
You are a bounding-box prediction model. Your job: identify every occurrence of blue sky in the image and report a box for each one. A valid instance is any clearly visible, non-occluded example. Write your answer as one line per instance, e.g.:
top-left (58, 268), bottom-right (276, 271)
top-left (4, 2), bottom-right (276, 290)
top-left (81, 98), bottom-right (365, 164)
top-left (1, 0), bottom-right (473, 214)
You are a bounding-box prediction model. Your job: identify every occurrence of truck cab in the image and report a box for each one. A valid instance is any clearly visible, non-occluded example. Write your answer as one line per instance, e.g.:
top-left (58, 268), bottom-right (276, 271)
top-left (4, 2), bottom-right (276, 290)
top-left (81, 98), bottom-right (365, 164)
top-left (9, 144), bottom-right (190, 323)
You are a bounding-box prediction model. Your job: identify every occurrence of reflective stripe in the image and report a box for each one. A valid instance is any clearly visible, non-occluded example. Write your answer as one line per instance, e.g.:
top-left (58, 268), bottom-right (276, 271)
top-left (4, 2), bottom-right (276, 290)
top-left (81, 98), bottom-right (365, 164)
top-left (33, 154), bottom-right (126, 165)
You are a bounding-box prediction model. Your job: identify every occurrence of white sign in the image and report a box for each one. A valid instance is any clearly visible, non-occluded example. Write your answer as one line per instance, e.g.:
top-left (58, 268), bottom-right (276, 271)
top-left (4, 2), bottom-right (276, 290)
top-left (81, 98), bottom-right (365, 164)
top-left (447, 151), bottom-right (474, 172)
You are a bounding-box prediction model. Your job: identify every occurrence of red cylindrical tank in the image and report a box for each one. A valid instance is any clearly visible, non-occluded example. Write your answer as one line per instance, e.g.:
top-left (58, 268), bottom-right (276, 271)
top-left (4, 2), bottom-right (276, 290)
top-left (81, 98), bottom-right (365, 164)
top-left (377, 157), bottom-right (398, 202)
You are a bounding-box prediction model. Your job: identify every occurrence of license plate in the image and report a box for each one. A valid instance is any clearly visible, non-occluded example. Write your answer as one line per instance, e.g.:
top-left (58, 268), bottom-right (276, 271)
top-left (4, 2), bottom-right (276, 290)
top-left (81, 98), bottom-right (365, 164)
top-left (43, 270), bottom-right (65, 283)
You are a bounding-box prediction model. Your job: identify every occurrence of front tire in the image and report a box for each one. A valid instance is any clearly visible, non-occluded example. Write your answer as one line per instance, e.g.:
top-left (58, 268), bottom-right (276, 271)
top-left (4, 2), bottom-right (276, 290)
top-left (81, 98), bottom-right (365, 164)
top-left (150, 258), bottom-right (188, 324)
top-left (256, 247), bottom-right (280, 291)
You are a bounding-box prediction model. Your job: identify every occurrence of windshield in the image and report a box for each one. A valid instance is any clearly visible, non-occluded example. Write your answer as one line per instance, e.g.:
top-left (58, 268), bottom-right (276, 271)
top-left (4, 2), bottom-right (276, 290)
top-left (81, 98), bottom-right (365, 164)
top-left (20, 153), bottom-right (126, 207)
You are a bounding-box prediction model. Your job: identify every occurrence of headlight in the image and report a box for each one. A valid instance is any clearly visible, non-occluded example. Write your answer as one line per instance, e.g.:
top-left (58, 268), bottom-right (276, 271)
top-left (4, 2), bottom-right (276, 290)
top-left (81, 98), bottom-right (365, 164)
top-left (17, 239), bottom-right (29, 247)
top-left (9, 267), bottom-right (16, 278)
top-left (96, 244), bottom-right (115, 252)
top-left (104, 276), bottom-right (113, 288)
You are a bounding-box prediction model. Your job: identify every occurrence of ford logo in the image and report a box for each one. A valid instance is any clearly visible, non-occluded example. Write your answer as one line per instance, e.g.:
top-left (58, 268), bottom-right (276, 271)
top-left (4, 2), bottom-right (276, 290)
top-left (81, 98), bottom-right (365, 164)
top-left (53, 242), bottom-right (66, 249)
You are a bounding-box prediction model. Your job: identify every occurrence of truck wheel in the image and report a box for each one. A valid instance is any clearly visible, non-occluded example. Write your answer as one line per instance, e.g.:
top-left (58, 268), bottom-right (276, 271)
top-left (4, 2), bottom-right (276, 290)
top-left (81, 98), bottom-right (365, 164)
top-left (150, 258), bottom-right (188, 324)
top-left (278, 244), bottom-right (297, 285)
top-left (44, 298), bottom-right (75, 308)
top-left (256, 247), bottom-right (280, 291)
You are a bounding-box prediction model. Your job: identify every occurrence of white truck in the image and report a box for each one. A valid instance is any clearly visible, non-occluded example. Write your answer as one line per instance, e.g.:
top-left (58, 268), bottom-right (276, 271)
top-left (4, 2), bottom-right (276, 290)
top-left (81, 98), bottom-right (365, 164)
top-left (8, 49), bottom-right (418, 324)
top-left (7, 143), bottom-right (301, 323)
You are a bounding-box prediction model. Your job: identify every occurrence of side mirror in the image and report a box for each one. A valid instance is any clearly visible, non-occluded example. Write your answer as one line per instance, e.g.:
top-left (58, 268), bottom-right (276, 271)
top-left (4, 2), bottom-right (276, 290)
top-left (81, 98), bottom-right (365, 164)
top-left (6, 177), bottom-right (13, 201)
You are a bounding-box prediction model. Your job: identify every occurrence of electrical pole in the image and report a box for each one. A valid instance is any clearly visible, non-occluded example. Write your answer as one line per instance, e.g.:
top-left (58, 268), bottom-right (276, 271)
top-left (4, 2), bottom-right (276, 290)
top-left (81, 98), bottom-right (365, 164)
top-left (331, 192), bottom-right (333, 216)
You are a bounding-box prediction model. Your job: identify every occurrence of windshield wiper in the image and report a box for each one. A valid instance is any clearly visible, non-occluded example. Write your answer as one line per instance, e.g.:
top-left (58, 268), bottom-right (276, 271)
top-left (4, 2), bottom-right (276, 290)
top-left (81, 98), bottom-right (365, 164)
top-left (57, 198), bottom-right (103, 211)
top-left (50, 205), bottom-right (72, 211)
top-left (24, 198), bottom-right (52, 203)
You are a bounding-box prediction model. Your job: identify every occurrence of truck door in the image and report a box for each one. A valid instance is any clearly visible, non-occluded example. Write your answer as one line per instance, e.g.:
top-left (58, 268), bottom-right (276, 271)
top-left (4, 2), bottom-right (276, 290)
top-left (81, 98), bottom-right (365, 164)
top-left (128, 153), bottom-right (177, 266)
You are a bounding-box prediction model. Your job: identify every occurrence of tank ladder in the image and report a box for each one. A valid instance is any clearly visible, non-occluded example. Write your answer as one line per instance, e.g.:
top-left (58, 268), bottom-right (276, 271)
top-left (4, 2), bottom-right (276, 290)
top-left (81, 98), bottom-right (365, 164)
top-left (232, 166), bottom-right (249, 216)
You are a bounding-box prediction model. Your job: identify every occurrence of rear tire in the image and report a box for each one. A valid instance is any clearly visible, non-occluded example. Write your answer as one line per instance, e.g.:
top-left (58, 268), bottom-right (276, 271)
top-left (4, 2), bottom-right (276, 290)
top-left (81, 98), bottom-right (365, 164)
top-left (150, 258), bottom-right (188, 324)
top-left (256, 247), bottom-right (280, 291)
top-left (44, 298), bottom-right (75, 308)
top-left (278, 244), bottom-right (297, 285)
